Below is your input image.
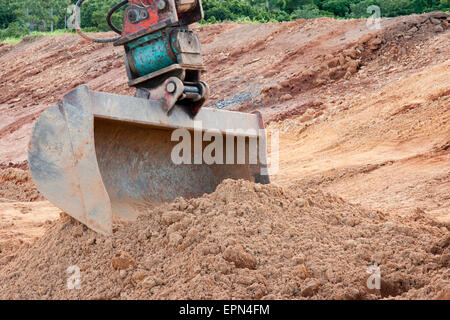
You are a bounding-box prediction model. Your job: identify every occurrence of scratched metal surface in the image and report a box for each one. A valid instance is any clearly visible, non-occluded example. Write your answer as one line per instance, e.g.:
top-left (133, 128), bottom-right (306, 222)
top-left (29, 85), bottom-right (268, 235)
top-left (90, 88), bottom-right (262, 136)
top-left (28, 86), bottom-right (113, 234)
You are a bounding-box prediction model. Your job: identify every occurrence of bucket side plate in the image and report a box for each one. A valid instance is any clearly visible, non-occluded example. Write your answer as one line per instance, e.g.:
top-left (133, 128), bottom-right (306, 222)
top-left (28, 85), bottom-right (112, 235)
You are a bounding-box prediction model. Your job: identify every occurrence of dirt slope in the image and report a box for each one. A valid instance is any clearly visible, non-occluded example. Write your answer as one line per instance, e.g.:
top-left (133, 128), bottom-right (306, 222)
top-left (271, 60), bottom-right (450, 222)
top-left (0, 12), bottom-right (448, 163)
top-left (0, 12), bottom-right (449, 300)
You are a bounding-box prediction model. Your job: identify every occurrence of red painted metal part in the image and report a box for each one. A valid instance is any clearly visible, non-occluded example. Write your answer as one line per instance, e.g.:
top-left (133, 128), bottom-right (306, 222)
top-left (122, 0), bottom-right (178, 36)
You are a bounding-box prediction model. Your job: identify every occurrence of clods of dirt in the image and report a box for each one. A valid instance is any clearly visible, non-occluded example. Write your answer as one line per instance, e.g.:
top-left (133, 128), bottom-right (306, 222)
top-left (0, 179), bottom-right (447, 300)
top-left (0, 168), bottom-right (43, 202)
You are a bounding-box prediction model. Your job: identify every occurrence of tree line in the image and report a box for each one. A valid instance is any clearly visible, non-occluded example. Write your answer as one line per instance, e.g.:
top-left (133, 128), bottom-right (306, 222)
top-left (1, 0), bottom-right (449, 39)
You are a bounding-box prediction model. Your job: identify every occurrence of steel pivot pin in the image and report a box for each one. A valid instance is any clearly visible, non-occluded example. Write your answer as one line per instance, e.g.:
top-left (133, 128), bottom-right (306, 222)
top-left (166, 81), bottom-right (176, 93)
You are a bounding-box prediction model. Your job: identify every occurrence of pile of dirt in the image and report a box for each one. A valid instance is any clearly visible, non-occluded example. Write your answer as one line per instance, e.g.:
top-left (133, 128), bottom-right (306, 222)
top-left (0, 168), bottom-right (43, 202)
top-left (0, 160), bottom-right (28, 170)
top-left (0, 179), bottom-right (447, 300)
top-left (0, 42), bottom-right (11, 56)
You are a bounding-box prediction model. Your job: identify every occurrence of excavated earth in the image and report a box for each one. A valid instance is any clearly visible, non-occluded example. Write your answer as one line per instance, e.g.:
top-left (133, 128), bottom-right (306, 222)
top-left (0, 180), bottom-right (449, 300)
top-left (0, 12), bottom-right (449, 299)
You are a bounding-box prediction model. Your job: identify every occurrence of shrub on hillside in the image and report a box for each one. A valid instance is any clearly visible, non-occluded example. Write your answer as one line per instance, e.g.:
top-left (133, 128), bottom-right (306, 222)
top-left (0, 21), bottom-right (28, 40)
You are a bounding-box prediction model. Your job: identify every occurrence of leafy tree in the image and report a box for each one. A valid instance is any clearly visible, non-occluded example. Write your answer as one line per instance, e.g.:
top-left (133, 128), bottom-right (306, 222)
top-left (0, 20), bottom-right (28, 38)
top-left (322, 0), bottom-right (352, 16)
top-left (293, 3), bottom-right (333, 19)
top-left (76, 0), bottom-right (123, 31)
top-left (0, 0), bottom-right (16, 29)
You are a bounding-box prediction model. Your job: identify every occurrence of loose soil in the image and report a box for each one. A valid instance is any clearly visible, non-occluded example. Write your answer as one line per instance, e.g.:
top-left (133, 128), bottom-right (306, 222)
top-left (0, 12), bottom-right (448, 300)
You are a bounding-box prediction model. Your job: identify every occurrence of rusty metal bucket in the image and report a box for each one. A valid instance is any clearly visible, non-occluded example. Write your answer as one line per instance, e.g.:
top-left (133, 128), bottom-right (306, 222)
top-left (28, 85), bottom-right (269, 235)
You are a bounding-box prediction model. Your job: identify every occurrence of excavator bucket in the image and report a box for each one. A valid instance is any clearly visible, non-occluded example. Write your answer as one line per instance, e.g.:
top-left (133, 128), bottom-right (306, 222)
top-left (29, 85), bottom-right (270, 235)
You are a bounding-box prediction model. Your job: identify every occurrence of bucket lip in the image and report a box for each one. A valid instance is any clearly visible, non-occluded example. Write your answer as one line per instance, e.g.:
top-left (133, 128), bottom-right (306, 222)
top-left (89, 87), bottom-right (265, 138)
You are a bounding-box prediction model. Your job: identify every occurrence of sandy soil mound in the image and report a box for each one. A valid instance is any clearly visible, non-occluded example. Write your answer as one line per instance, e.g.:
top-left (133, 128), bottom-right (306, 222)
top-left (0, 168), bottom-right (42, 202)
top-left (0, 201), bottom-right (60, 259)
top-left (0, 180), bottom-right (447, 300)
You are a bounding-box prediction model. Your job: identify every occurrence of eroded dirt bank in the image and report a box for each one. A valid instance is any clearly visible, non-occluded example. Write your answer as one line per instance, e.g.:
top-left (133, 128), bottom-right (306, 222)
top-left (1, 12), bottom-right (449, 163)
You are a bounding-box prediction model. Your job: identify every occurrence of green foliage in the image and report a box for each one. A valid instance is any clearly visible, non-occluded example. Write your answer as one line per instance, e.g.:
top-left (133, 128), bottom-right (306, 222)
top-left (79, 0), bottom-right (124, 31)
top-left (348, 0), bottom-right (449, 18)
top-left (0, 20), bottom-right (28, 39)
top-left (1, 0), bottom-right (449, 41)
top-left (202, 0), bottom-right (289, 23)
top-left (322, 0), bottom-right (350, 16)
top-left (7, 0), bottom-right (72, 30)
top-left (203, 0), bottom-right (448, 22)
top-left (0, 0), bottom-right (15, 29)
top-left (292, 4), bottom-right (333, 19)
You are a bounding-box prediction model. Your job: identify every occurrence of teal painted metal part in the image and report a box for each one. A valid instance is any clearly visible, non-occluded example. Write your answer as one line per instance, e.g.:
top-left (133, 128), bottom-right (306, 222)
top-left (127, 31), bottom-right (178, 77)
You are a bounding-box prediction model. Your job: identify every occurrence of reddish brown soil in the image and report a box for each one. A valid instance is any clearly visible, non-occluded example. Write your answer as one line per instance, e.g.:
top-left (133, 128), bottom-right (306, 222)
top-left (0, 12), bottom-right (449, 300)
top-left (1, 12), bottom-right (448, 163)
top-left (0, 180), bottom-right (448, 300)
top-left (0, 168), bottom-right (43, 202)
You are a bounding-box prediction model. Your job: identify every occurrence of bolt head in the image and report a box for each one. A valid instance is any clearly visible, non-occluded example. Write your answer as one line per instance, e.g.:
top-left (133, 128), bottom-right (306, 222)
top-left (128, 9), bottom-right (138, 23)
top-left (157, 0), bottom-right (166, 10)
top-left (166, 81), bottom-right (176, 93)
